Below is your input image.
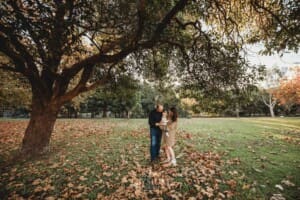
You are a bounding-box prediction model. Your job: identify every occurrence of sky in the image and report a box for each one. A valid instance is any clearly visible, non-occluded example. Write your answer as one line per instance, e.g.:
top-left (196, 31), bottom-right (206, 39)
top-left (245, 44), bottom-right (300, 71)
top-left (245, 44), bottom-right (300, 87)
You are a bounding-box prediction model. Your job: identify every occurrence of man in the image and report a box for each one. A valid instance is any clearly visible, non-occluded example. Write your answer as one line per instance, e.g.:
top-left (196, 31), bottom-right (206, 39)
top-left (148, 103), bottom-right (163, 163)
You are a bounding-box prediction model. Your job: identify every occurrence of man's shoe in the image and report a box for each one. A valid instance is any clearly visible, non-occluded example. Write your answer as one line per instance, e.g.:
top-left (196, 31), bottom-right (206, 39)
top-left (157, 155), bottom-right (164, 161)
top-left (150, 158), bottom-right (159, 164)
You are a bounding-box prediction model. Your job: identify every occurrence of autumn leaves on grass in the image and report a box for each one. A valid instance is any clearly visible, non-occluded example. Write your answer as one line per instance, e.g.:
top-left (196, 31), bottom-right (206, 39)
top-left (101, 150), bottom-right (233, 199)
top-left (0, 120), bottom-right (239, 199)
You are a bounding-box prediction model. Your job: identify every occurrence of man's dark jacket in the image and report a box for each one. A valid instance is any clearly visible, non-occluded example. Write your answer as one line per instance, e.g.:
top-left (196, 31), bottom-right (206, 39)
top-left (148, 109), bottom-right (162, 128)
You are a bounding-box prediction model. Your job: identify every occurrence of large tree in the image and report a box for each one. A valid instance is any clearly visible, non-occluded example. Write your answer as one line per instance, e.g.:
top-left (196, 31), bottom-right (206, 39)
top-left (0, 0), bottom-right (299, 155)
top-left (0, 0), bottom-right (190, 155)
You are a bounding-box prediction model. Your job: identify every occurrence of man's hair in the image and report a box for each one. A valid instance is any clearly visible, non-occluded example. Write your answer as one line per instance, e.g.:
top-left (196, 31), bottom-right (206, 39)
top-left (156, 103), bottom-right (163, 109)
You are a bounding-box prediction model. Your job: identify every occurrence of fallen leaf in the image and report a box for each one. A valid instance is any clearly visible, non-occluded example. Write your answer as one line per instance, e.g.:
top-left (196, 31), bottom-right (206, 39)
top-left (67, 183), bottom-right (74, 188)
top-left (34, 186), bottom-right (44, 193)
top-left (32, 178), bottom-right (42, 186)
top-left (79, 176), bottom-right (87, 181)
top-left (45, 196), bottom-right (56, 200)
top-left (103, 172), bottom-right (112, 177)
top-left (281, 180), bottom-right (295, 187)
top-left (226, 179), bottom-right (237, 189)
top-left (270, 193), bottom-right (286, 200)
top-left (275, 184), bottom-right (284, 191)
top-left (252, 167), bottom-right (263, 173)
top-left (121, 176), bottom-right (128, 183)
top-left (242, 184), bottom-right (251, 190)
top-left (44, 184), bottom-right (55, 191)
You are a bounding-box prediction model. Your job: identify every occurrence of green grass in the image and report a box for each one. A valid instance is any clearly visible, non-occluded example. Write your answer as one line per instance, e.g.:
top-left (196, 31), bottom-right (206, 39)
top-left (0, 117), bottom-right (299, 199)
top-left (177, 118), bottom-right (300, 199)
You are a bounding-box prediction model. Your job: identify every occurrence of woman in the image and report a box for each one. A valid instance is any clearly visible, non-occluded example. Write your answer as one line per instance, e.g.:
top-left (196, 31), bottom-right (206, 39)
top-left (161, 107), bottom-right (178, 167)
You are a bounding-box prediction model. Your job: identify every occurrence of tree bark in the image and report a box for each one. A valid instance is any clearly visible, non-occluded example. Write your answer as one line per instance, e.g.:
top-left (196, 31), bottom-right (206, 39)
top-left (126, 110), bottom-right (130, 119)
top-left (270, 106), bottom-right (275, 117)
top-left (262, 93), bottom-right (276, 118)
top-left (269, 95), bottom-right (275, 117)
top-left (21, 97), bottom-right (60, 155)
top-left (67, 108), bottom-right (71, 118)
top-left (235, 103), bottom-right (240, 118)
top-left (103, 106), bottom-right (107, 118)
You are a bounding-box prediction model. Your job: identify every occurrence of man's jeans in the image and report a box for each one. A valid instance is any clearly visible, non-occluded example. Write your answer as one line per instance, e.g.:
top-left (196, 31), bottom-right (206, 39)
top-left (150, 127), bottom-right (162, 161)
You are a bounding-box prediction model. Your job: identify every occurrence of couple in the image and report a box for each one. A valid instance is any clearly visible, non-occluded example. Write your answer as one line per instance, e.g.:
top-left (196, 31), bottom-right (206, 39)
top-left (148, 103), bottom-right (178, 167)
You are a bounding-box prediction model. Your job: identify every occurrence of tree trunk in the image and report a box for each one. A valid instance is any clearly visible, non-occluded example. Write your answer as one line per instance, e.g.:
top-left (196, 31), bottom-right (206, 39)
top-left (67, 108), bottom-right (71, 118)
top-left (284, 105), bottom-right (292, 116)
top-left (21, 100), bottom-right (60, 155)
top-left (269, 94), bottom-right (275, 117)
top-left (103, 106), bottom-right (107, 118)
top-left (235, 103), bottom-right (240, 118)
top-left (126, 110), bottom-right (130, 119)
top-left (269, 106), bottom-right (275, 117)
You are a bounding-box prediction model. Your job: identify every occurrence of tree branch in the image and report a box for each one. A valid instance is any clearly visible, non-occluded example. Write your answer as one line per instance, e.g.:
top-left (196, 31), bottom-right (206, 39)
top-left (84, 33), bottom-right (102, 52)
top-left (174, 17), bottom-right (197, 29)
top-left (0, 63), bottom-right (18, 73)
top-left (261, 93), bottom-right (269, 106)
top-left (0, 24), bottom-right (40, 76)
top-left (8, 0), bottom-right (48, 63)
top-left (251, 0), bottom-right (291, 35)
top-left (134, 0), bottom-right (146, 45)
top-left (0, 34), bottom-right (27, 75)
top-left (60, 0), bottom-right (188, 95)
top-left (57, 75), bottom-right (109, 105)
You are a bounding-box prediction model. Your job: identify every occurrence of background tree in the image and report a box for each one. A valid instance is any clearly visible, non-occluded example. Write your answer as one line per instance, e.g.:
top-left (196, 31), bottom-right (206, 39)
top-left (84, 88), bottom-right (115, 118)
top-left (180, 98), bottom-right (197, 117)
top-left (0, 69), bottom-right (31, 116)
top-left (238, 89), bottom-right (270, 117)
top-left (139, 83), bottom-right (158, 117)
top-left (260, 67), bottom-right (283, 117)
top-left (108, 74), bottom-right (140, 118)
top-left (83, 73), bottom-right (140, 118)
top-left (223, 85), bottom-right (261, 118)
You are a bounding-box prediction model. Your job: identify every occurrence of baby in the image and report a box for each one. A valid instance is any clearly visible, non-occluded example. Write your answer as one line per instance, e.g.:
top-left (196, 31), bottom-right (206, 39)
top-left (160, 111), bottom-right (169, 137)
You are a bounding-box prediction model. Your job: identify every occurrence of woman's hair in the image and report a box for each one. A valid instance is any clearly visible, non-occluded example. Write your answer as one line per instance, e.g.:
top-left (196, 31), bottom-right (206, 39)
top-left (169, 107), bottom-right (178, 122)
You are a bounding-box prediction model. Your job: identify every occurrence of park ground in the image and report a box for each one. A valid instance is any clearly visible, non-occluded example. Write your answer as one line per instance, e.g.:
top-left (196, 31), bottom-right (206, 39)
top-left (0, 117), bottom-right (299, 199)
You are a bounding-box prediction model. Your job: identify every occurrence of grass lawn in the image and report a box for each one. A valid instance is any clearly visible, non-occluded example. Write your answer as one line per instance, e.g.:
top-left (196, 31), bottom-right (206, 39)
top-left (0, 117), bottom-right (299, 199)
